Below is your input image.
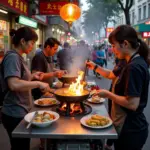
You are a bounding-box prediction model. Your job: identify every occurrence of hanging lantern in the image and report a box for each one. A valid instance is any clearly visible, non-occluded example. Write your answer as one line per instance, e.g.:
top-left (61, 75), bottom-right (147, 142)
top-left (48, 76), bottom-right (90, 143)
top-left (60, 3), bottom-right (81, 26)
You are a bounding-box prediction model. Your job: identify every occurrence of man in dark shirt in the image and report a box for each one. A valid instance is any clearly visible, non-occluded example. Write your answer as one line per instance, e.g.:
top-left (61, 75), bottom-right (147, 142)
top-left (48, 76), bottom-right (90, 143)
top-left (31, 37), bottom-right (65, 99)
top-left (57, 42), bottom-right (73, 73)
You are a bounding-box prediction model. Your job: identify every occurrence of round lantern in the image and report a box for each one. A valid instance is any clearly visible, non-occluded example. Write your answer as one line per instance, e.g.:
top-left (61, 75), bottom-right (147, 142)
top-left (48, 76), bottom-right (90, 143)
top-left (60, 3), bottom-right (81, 26)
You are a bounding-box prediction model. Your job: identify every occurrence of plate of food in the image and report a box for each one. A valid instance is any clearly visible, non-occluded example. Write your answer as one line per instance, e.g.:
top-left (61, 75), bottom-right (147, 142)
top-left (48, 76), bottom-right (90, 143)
top-left (87, 96), bottom-right (105, 104)
top-left (80, 114), bottom-right (112, 129)
top-left (34, 98), bottom-right (59, 106)
top-left (24, 111), bottom-right (60, 128)
top-left (52, 81), bottom-right (63, 88)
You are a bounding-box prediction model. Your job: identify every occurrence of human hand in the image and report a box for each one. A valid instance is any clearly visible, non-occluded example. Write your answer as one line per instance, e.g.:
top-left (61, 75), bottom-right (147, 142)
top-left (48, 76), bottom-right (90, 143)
top-left (32, 72), bottom-right (44, 80)
top-left (86, 60), bottom-right (96, 70)
top-left (54, 70), bottom-right (65, 78)
top-left (37, 81), bottom-right (51, 93)
top-left (94, 89), bottom-right (109, 98)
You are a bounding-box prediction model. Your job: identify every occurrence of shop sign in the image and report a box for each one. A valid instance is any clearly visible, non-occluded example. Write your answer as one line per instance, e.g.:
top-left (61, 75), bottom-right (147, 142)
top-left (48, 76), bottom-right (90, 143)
top-left (145, 21), bottom-right (150, 25)
top-left (1, 0), bottom-right (28, 16)
top-left (142, 32), bottom-right (150, 38)
top-left (18, 16), bottom-right (37, 28)
top-left (34, 15), bottom-right (47, 24)
top-left (39, 1), bottom-right (79, 15)
top-left (0, 20), bottom-right (7, 30)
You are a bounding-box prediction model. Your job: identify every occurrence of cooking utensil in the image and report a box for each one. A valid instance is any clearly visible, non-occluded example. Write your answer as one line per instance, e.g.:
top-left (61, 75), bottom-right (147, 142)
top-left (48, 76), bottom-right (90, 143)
top-left (58, 75), bottom-right (77, 84)
top-left (83, 58), bottom-right (90, 81)
top-left (54, 88), bottom-right (90, 103)
top-left (26, 111), bottom-right (38, 129)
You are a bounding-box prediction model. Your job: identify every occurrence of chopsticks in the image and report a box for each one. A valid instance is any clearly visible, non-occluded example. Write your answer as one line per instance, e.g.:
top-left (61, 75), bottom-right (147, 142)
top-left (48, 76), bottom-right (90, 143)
top-left (26, 111), bottom-right (38, 129)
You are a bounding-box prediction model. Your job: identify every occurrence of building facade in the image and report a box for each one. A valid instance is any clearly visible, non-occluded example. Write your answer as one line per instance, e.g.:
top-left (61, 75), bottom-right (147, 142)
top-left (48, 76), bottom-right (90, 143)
top-left (116, 0), bottom-right (150, 46)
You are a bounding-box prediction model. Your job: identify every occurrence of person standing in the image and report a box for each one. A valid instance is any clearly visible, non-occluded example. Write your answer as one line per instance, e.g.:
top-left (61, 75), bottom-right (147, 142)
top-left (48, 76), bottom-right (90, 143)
top-left (57, 42), bottom-right (73, 73)
top-left (35, 44), bottom-right (42, 54)
top-left (1, 27), bottom-right (50, 150)
top-left (31, 37), bottom-right (65, 100)
top-left (87, 25), bottom-right (149, 150)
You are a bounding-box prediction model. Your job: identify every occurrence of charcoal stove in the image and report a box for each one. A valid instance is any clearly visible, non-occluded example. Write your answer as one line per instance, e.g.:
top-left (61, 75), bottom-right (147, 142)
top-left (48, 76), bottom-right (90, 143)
top-left (54, 88), bottom-right (92, 117)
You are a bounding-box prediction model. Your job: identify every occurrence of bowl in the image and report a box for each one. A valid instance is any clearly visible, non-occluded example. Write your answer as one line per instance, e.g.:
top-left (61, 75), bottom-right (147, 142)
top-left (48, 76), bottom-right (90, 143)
top-left (24, 111), bottom-right (60, 128)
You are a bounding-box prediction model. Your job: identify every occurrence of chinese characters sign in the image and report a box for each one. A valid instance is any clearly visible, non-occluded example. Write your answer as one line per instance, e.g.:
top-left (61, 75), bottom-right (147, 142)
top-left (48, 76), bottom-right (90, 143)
top-left (142, 32), bottom-right (150, 38)
top-left (106, 28), bottom-right (114, 38)
top-left (1, 0), bottom-right (28, 16)
top-left (39, 1), bottom-right (79, 15)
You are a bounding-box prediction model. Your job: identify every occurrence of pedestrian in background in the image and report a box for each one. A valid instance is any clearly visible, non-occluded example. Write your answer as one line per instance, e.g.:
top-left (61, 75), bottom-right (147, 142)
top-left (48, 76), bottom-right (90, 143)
top-left (35, 44), bottom-right (42, 54)
top-left (57, 42), bottom-right (73, 73)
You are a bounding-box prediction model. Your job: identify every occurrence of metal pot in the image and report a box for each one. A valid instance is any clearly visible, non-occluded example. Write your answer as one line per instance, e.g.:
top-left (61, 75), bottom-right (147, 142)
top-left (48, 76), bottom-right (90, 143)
top-left (54, 88), bottom-right (90, 103)
top-left (58, 75), bottom-right (77, 84)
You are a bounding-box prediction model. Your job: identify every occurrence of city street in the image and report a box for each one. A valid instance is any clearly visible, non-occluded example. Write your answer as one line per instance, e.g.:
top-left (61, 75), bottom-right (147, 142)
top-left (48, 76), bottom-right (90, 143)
top-left (0, 61), bottom-right (150, 150)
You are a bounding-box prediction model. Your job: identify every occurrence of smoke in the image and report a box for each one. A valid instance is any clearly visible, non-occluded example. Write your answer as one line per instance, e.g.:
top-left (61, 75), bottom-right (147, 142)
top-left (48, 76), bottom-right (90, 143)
top-left (67, 45), bottom-right (90, 75)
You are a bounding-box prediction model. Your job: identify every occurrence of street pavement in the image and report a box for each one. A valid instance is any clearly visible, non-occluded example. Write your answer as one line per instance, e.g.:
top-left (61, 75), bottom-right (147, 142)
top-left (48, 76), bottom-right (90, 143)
top-left (0, 60), bottom-right (150, 150)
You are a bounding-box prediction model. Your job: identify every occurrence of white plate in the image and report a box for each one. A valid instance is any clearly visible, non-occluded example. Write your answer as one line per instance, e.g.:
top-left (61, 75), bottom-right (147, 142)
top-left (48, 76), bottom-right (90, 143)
top-left (52, 82), bottom-right (63, 88)
top-left (24, 110), bottom-right (60, 128)
top-left (80, 114), bottom-right (112, 129)
top-left (87, 97), bottom-right (105, 104)
top-left (34, 98), bottom-right (59, 107)
top-left (87, 81), bottom-right (96, 86)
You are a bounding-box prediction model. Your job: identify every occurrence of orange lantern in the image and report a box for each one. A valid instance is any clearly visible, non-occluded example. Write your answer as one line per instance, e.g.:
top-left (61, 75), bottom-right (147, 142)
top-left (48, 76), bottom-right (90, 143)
top-left (60, 3), bottom-right (81, 26)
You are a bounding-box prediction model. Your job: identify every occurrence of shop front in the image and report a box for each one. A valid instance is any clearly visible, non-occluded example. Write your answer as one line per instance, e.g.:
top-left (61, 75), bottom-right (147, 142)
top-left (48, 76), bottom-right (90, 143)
top-left (133, 23), bottom-right (150, 47)
top-left (0, 11), bottom-right (10, 55)
top-left (0, 0), bottom-right (29, 56)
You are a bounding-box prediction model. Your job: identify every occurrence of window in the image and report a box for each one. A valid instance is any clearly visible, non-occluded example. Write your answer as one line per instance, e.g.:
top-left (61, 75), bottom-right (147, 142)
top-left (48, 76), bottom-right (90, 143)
top-left (143, 5), bottom-right (146, 19)
top-left (148, 3), bottom-right (150, 17)
top-left (138, 8), bottom-right (141, 20)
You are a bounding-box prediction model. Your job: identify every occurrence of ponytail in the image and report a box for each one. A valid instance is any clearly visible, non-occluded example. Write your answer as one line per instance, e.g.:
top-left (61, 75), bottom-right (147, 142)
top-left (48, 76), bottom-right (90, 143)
top-left (137, 39), bottom-right (150, 65)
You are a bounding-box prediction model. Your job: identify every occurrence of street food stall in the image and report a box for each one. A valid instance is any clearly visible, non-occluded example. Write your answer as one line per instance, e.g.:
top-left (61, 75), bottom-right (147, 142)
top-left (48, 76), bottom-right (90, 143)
top-left (12, 72), bottom-right (118, 150)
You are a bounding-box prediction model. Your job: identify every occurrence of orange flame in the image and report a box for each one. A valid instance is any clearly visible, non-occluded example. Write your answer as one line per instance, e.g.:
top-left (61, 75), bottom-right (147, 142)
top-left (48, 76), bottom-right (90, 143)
top-left (68, 71), bottom-right (84, 96)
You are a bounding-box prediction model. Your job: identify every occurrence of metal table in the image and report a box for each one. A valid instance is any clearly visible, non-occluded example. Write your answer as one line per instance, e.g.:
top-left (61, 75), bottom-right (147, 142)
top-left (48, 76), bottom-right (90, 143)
top-left (12, 103), bottom-right (117, 150)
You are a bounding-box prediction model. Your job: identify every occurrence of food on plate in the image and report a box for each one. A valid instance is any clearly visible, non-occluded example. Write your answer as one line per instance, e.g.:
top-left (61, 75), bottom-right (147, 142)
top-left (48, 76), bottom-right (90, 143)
top-left (91, 85), bottom-right (100, 90)
top-left (90, 89), bottom-right (97, 95)
top-left (53, 81), bottom-right (63, 88)
top-left (43, 92), bottom-right (54, 97)
top-left (38, 98), bottom-right (57, 105)
top-left (33, 112), bottom-right (56, 123)
top-left (85, 114), bottom-right (110, 127)
top-left (92, 96), bottom-right (101, 103)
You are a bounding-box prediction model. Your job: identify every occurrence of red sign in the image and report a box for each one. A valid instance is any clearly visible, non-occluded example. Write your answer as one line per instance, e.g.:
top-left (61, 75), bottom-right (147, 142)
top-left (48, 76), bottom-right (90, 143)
top-left (142, 32), bottom-right (150, 38)
top-left (106, 27), bottom-right (114, 38)
top-left (145, 21), bottom-right (150, 25)
top-left (39, 1), bottom-right (79, 15)
top-left (0, 0), bottom-right (28, 16)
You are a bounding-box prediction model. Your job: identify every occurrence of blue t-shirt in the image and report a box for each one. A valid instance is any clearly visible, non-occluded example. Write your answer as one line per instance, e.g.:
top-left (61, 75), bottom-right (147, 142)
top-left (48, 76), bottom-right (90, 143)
top-left (95, 50), bottom-right (105, 64)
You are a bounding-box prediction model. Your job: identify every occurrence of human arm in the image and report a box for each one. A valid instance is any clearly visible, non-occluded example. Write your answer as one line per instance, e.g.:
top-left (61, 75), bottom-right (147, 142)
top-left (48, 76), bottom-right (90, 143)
top-left (96, 65), bottom-right (145, 111)
top-left (7, 77), bottom-right (50, 93)
top-left (39, 70), bottom-right (66, 80)
top-left (4, 53), bottom-right (50, 93)
top-left (86, 60), bottom-right (116, 79)
top-left (97, 89), bottom-right (140, 111)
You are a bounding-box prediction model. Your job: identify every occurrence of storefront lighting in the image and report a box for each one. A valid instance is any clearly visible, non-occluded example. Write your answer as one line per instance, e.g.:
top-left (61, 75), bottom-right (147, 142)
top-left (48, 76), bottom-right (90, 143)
top-left (57, 29), bottom-right (59, 33)
top-left (52, 28), bottom-right (55, 32)
top-left (0, 9), bottom-right (8, 14)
